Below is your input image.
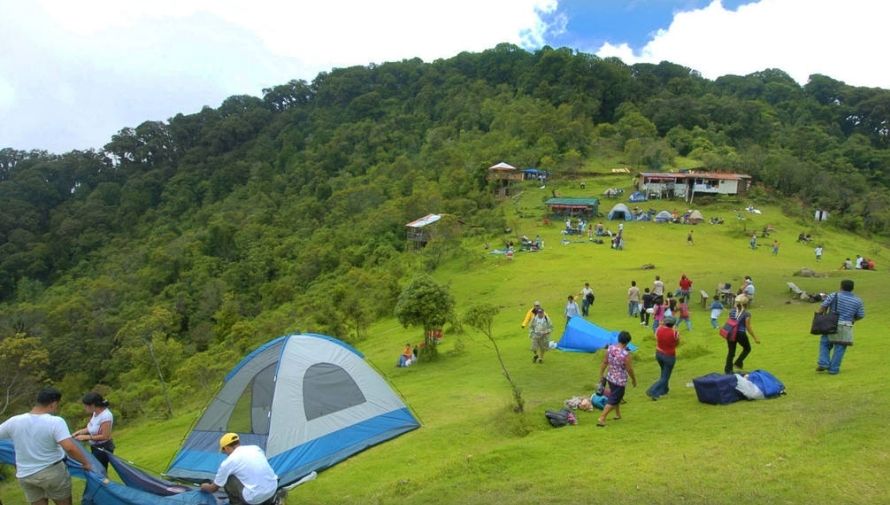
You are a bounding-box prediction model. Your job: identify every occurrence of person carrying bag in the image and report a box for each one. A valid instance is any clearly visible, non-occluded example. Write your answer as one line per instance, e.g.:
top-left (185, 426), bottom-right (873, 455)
top-left (815, 280), bottom-right (865, 375)
top-left (723, 295), bottom-right (760, 374)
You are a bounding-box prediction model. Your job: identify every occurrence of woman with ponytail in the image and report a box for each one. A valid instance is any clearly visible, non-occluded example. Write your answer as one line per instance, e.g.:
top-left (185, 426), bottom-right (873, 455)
top-left (73, 392), bottom-right (115, 470)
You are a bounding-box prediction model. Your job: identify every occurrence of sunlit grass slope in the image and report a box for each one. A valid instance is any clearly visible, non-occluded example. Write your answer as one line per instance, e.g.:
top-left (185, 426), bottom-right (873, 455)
top-left (3, 179), bottom-right (888, 505)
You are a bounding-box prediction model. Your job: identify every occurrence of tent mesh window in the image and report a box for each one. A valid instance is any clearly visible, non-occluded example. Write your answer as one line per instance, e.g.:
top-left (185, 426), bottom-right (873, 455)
top-left (303, 363), bottom-right (367, 420)
top-left (228, 363), bottom-right (275, 434)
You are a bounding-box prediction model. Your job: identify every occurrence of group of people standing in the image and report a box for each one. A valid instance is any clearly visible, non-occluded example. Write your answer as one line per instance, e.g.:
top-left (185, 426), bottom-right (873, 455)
top-left (599, 278), bottom-right (865, 429)
top-left (0, 389), bottom-right (112, 505)
top-left (521, 271), bottom-right (865, 431)
top-left (1, 386), bottom-right (282, 505)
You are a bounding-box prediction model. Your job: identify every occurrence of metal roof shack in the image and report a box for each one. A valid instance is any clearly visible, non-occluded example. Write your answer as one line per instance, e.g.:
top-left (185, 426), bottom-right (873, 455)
top-left (487, 162), bottom-right (523, 197)
top-left (406, 214), bottom-right (443, 249)
top-left (544, 197), bottom-right (600, 217)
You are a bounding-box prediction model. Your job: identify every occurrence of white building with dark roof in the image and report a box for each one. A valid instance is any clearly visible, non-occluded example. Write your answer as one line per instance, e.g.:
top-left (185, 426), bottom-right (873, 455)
top-left (636, 171), bottom-right (752, 202)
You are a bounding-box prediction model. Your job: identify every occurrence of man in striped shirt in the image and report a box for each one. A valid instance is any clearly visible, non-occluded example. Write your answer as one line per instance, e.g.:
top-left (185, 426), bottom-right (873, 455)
top-left (817, 280), bottom-right (865, 375)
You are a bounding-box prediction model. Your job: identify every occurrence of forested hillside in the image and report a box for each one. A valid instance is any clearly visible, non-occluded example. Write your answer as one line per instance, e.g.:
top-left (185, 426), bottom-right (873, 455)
top-left (1, 44), bottom-right (889, 420)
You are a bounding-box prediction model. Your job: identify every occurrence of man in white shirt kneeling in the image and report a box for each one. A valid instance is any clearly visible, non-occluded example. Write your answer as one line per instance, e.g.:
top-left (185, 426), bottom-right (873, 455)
top-left (200, 433), bottom-right (280, 505)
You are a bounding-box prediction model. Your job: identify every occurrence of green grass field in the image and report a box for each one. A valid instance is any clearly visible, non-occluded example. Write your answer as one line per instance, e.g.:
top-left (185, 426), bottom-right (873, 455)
top-left (3, 179), bottom-right (889, 504)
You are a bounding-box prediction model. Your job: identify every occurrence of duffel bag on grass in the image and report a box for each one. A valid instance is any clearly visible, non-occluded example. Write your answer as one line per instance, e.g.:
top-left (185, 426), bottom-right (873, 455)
top-left (693, 373), bottom-right (742, 405)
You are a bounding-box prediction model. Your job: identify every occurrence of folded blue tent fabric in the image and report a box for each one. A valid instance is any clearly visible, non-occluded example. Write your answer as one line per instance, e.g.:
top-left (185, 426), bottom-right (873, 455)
top-left (0, 439), bottom-right (103, 480)
top-left (1, 440), bottom-right (214, 504)
top-left (556, 317), bottom-right (637, 353)
top-left (82, 471), bottom-right (218, 505)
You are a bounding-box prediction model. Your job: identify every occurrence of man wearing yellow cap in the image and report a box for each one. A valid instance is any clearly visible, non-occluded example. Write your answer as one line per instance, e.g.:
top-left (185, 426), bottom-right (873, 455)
top-left (199, 433), bottom-right (279, 505)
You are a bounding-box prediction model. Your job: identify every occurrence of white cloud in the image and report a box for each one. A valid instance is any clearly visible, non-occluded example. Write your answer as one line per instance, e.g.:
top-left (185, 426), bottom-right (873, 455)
top-left (596, 0), bottom-right (890, 89)
top-left (3, 0), bottom-right (557, 152)
top-left (0, 77), bottom-right (15, 111)
top-left (37, 0), bottom-right (557, 75)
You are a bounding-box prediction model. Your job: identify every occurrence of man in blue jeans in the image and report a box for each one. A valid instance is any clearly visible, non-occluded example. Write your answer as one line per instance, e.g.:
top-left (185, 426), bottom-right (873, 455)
top-left (816, 280), bottom-right (865, 375)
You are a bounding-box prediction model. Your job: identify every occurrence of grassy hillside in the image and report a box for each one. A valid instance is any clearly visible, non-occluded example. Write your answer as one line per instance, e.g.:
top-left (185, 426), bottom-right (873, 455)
top-left (3, 180), bottom-right (888, 504)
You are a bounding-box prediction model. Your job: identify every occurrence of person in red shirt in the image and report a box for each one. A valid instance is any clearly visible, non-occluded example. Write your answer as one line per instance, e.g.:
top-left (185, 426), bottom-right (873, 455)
top-left (678, 274), bottom-right (693, 299)
top-left (647, 317), bottom-right (680, 400)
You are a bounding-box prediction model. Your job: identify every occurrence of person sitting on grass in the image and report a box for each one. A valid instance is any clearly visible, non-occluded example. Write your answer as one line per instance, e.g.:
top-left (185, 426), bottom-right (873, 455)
top-left (397, 343), bottom-right (414, 367)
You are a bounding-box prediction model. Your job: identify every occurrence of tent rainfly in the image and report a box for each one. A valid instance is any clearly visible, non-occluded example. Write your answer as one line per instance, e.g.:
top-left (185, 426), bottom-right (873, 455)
top-left (557, 317), bottom-right (637, 352)
top-left (654, 210), bottom-right (673, 223)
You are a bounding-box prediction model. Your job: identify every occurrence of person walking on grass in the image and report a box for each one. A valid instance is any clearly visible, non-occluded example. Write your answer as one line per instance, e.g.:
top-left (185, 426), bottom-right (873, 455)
top-left (750, 233), bottom-right (757, 250)
top-left (676, 297), bottom-right (692, 331)
top-left (815, 245), bottom-right (823, 262)
top-left (0, 387), bottom-right (94, 505)
top-left (724, 295), bottom-right (760, 374)
top-left (647, 317), bottom-right (679, 401)
top-left (687, 230), bottom-right (694, 245)
top-left (581, 283), bottom-right (594, 316)
top-left (651, 297), bottom-right (667, 334)
top-left (597, 331), bottom-right (636, 427)
top-left (816, 279), bottom-right (864, 375)
top-left (772, 240), bottom-right (780, 255)
top-left (565, 295), bottom-right (580, 325)
top-left (528, 308), bottom-right (553, 364)
top-left (709, 298), bottom-right (725, 329)
top-left (677, 274), bottom-right (693, 300)
top-left (652, 275), bottom-right (665, 305)
top-left (640, 288), bottom-right (654, 327)
top-left (627, 281), bottom-right (640, 318)
top-left (521, 301), bottom-right (546, 329)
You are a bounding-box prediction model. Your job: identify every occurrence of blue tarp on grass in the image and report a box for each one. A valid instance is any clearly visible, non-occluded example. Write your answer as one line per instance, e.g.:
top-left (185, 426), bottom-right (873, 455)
top-left (556, 317), bottom-right (638, 353)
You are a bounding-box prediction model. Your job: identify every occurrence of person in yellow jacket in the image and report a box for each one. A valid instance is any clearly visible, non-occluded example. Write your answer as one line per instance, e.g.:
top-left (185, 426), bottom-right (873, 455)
top-left (521, 301), bottom-right (548, 328)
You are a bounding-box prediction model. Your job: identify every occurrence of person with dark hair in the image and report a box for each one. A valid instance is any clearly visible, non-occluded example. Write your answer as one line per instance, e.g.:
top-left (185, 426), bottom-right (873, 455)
top-left (648, 317), bottom-right (680, 400)
top-left (596, 331), bottom-right (637, 427)
top-left (581, 282), bottom-right (595, 316)
top-left (627, 280), bottom-right (640, 318)
top-left (724, 295), bottom-right (760, 374)
top-left (652, 276), bottom-right (665, 305)
top-left (0, 387), bottom-right (93, 505)
top-left (640, 287), bottom-right (654, 326)
top-left (73, 392), bottom-right (115, 470)
top-left (201, 433), bottom-right (280, 505)
top-left (816, 279), bottom-right (865, 375)
top-left (565, 295), bottom-right (580, 324)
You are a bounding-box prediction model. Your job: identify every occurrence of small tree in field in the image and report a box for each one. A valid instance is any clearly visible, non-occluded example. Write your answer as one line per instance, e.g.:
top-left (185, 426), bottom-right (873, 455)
top-left (394, 275), bottom-right (454, 361)
top-left (464, 303), bottom-right (524, 413)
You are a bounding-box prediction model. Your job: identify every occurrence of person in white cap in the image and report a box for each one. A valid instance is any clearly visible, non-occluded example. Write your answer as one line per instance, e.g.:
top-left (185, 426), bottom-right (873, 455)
top-left (200, 433), bottom-right (279, 505)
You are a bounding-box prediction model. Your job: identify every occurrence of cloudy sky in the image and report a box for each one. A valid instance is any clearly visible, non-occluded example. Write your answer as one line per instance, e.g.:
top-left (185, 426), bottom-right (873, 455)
top-left (1, 0), bottom-right (888, 153)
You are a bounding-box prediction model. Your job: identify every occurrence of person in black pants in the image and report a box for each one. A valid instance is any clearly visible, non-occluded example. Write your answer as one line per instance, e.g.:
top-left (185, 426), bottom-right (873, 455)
top-left (640, 288), bottom-right (654, 326)
top-left (725, 296), bottom-right (760, 373)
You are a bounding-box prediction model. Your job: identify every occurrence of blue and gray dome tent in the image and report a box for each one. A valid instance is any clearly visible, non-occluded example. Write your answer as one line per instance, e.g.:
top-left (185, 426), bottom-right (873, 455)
top-left (607, 203), bottom-right (633, 221)
top-left (167, 333), bottom-right (420, 487)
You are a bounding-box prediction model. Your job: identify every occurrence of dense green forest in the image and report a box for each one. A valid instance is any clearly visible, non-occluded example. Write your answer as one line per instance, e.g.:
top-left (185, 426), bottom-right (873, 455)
top-left (2, 44), bottom-right (890, 421)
